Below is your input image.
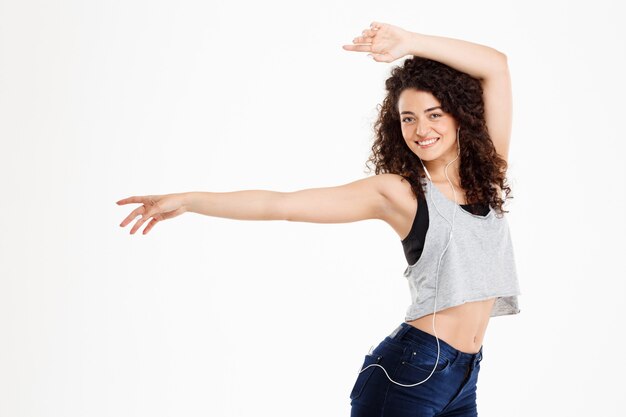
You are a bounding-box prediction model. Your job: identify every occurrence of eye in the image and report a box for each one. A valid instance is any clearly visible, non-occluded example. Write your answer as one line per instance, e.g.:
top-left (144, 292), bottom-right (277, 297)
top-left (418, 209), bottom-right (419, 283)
top-left (430, 113), bottom-right (442, 119)
top-left (401, 117), bottom-right (414, 123)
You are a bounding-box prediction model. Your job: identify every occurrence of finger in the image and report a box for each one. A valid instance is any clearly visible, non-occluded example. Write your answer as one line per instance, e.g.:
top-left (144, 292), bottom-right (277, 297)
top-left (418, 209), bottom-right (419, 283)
top-left (130, 214), bottom-right (151, 234)
top-left (361, 28), bottom-right (377, 38)
top-left (131, 200), bottom-right (165, 233)
top-left (119, 205), bottom-right (147, 227)
top-left (342, 44), bottom-right (373, 53)
top-left (116, 196), bottom-right (143, 205)
top-left (142, 218), bottom-right (158, 235)
top-left (370, 21), bottom-right (383, 30)
top-left (352, 35), bottom-right (374, 44)
top-left (141, 205), bottom-right (183, 234)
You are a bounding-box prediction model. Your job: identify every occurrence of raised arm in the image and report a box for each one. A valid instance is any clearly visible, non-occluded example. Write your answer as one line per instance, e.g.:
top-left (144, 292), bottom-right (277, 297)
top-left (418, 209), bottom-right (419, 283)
top-left (183, 174), bottom-right (393, 224)
top-left (405, 32), bottom-right (513, 162)
top-left (344, 22), bottom-right (513, 162)
top-left (404, 31), bottom-right (507, 81)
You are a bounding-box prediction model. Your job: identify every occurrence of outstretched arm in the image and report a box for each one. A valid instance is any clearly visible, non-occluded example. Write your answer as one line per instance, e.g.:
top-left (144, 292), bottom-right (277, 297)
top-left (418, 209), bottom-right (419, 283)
top-left (183, 174), bottom-right (391, 224)
top-left (117, 174), bottom-right (408, 235)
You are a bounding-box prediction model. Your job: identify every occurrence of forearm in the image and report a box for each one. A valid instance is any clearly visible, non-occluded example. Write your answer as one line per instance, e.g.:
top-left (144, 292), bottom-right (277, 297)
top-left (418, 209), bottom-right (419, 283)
top-left (182, 190), bottom-right (285, 221)
top-left (407, 32), bottom-right (507, 80)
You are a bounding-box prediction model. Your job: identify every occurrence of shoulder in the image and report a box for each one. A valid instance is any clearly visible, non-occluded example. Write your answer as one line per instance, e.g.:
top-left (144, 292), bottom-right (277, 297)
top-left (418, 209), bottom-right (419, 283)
top-left (375, 173), bottom-right (419, 201)
top-left (374, 173), bottom-right (421, 231)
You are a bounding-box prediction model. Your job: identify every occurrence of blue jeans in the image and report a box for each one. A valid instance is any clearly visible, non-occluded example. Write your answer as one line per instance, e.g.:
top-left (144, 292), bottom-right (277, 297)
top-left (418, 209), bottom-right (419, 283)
top-left (349, 322), bottom-right (483, 417)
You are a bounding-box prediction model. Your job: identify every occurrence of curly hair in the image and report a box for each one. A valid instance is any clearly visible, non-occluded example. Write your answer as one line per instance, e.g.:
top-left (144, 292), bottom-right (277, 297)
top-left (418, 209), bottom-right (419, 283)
top-left (364, 56), bottom-right (513, 216)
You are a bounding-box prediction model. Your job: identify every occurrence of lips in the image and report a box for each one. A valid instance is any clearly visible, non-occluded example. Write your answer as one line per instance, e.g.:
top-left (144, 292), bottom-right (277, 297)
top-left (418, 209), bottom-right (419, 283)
top-left (416, 137), bottom-right (440, 148)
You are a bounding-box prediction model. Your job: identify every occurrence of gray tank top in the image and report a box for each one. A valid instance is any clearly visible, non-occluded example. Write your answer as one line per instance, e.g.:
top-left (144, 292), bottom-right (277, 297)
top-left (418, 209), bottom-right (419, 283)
top-left (403, 175), bottom-right (522, 321)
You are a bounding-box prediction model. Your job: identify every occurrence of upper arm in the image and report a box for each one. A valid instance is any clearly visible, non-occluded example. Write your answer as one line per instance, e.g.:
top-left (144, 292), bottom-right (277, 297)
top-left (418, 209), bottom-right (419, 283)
top-left (278, 174), bottom-right (391, 223)
top-left (481, 56), bottom-right (512, 163)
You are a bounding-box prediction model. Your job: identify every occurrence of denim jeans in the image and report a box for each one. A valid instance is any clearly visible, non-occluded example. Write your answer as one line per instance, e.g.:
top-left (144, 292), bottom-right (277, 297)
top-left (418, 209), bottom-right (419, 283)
top-left (349, 322), bottom-right (483, 417)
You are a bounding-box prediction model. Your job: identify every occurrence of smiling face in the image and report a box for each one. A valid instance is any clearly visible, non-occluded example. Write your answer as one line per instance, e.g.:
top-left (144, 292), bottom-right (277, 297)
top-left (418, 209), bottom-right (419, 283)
top-left (398, 88), bottom-right (461, 177)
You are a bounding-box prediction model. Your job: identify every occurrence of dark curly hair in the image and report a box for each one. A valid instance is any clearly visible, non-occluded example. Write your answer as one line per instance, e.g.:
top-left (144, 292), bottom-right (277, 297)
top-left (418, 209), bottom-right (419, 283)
top-left (364, 56), bottom-right (513, 216)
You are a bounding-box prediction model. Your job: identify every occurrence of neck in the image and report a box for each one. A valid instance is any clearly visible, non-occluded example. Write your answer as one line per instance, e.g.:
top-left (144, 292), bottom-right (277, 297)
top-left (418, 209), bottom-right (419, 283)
top-left (422, 159), bottom-right (461, 185)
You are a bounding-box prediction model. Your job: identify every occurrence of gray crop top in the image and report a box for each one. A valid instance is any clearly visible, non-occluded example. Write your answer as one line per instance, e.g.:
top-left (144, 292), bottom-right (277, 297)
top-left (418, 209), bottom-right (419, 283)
top-left (402, 175), bottom-right (522, 321)
top-left (400, 176), bottom-right (490, 266)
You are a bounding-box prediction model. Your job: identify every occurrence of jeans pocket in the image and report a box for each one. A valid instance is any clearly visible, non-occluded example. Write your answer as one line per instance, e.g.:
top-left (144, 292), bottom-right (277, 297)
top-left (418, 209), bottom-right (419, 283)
top-left (402, 347), bottom-right (450, 374)
top-left (349, 353), bottom-right (383, 400)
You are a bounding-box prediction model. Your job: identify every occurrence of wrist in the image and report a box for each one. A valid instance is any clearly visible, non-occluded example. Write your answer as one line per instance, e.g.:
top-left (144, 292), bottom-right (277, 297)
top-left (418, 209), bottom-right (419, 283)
top-left (404, 31), bottom-right (424, 57)
top-left (181, 192), bottom-right (196, 213)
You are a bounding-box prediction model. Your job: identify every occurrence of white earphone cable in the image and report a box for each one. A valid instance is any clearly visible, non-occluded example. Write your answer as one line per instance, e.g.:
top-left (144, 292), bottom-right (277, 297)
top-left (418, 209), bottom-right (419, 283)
top-left (356, 126), bottom-right (461, 387)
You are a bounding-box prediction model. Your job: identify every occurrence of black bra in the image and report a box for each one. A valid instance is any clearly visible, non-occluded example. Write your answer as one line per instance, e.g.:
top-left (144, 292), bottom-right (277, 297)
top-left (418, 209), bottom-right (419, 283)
top-left (400, 176), bottom-right (490, 266)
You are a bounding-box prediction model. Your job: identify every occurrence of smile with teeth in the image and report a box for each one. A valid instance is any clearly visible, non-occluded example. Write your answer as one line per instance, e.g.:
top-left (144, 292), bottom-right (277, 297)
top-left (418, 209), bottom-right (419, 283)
top-left (417, 137), bottom-right (440, 147)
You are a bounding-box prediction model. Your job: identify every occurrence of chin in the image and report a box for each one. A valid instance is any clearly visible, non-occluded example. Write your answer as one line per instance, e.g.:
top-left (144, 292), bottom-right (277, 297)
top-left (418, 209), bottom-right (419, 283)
top-left (413, 145), bottom-right (438, 158)
top-left (414, 153), bottom-right (436, 162)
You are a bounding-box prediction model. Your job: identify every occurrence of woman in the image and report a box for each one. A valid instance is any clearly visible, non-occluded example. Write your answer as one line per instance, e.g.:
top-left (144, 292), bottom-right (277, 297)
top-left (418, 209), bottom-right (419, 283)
top-left (117, 21), bottom-right (521, 417)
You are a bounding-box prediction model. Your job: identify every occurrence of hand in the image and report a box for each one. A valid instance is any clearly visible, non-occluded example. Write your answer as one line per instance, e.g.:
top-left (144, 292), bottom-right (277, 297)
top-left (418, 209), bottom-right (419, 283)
top-left (116, 193), bottom-right (187, 235)
top-left (342, 21), bottom-right (414, 63)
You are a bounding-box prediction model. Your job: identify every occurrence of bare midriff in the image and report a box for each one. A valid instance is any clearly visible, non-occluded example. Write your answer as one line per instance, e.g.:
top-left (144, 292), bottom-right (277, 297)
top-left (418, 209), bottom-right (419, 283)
top-left (405, 297), bottom-right (496, 354)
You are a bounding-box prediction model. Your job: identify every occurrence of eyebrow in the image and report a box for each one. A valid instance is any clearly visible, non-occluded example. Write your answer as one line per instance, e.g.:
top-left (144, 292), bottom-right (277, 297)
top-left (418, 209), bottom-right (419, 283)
top-left (400, 106), bottom-right (442, 115)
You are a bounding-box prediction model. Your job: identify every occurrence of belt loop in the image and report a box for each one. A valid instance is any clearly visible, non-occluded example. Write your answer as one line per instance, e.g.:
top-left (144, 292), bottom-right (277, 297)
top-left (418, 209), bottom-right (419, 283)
top-left (389, 322), bottom-right (411, 340)
top-left (472, 352), bottom-right (481, 368)
top-left (449, 348), bottom-right (462, 367)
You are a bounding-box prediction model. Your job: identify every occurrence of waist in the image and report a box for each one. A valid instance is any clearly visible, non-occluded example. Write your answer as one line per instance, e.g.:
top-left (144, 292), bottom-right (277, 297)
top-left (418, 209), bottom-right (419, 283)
top-left (388, 322), bottom-right (483, 365)
top-left (405, 298), bottom-right (495, 354)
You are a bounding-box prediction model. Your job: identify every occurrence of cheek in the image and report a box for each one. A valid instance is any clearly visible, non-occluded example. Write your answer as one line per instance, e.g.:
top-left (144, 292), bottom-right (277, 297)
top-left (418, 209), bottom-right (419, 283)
top-left (435, 125), bottom-right (448, 134)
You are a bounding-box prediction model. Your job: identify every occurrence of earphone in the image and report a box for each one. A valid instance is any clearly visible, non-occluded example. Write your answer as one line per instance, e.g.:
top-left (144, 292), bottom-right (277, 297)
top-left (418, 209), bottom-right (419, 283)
top-left (356, 126), bottom-right (462, 387)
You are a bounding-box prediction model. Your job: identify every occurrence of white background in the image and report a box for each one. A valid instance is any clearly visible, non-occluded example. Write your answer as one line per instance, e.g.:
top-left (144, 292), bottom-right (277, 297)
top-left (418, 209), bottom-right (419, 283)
top-left (1, 0), bottom-right (624, 416)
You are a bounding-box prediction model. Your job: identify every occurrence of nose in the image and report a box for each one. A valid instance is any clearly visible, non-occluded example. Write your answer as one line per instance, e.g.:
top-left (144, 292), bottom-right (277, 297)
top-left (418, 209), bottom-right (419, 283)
top-left (415, 121), bottom-right (431, 138)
